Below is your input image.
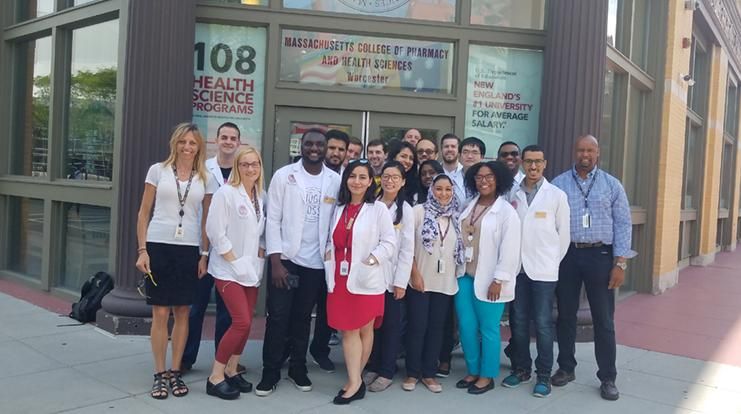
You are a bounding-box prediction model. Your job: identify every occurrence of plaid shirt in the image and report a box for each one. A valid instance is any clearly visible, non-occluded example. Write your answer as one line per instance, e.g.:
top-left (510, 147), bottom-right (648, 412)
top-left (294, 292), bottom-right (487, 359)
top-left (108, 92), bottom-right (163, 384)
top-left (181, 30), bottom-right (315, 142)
top-left (552, 166), bottom-right (635, 258)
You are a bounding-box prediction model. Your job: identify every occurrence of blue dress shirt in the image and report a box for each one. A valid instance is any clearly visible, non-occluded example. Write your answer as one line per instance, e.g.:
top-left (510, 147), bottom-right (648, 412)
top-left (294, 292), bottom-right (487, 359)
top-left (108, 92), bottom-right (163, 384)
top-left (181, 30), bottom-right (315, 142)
top-left (552, 166), bottom-right (636, 259)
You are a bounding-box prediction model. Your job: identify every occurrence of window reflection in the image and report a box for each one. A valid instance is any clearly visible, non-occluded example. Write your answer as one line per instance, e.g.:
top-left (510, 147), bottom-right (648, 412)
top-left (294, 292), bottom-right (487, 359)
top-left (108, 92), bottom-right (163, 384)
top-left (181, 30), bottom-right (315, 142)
top-left (7, 197), bottom-right (45, 280)
top-left (59, 204), bottom-right (111, 291)
top-left (66, 20), bottom-right (118, 182)
top-left (470, 0), bottom-right (545, 30)
top-left (13, 37), bottom-right (52, 177)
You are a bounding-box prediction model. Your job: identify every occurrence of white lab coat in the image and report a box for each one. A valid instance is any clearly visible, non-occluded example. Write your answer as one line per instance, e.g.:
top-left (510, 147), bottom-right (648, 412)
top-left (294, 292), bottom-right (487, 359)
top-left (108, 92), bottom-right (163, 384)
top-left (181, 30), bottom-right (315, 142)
top-left (384, 201), bottom-right (415, 292)
top-left (266, 161), bottom-right (341, 261)
top-left (206, 184), bottom-right (266, 286)
top-left (324, 201), bottom-right (397, 295)
top-left (458, 195), bottom-right (521, 303)
top-left (510, 178), bottom-right (570, 282)
top-left (206, 156), bottom-right (228, 187)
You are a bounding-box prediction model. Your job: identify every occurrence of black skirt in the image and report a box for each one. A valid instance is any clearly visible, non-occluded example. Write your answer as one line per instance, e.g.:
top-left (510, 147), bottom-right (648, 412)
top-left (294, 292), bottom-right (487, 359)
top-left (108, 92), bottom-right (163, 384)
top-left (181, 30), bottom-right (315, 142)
top-left (144, 242), bottom-right (199, 306)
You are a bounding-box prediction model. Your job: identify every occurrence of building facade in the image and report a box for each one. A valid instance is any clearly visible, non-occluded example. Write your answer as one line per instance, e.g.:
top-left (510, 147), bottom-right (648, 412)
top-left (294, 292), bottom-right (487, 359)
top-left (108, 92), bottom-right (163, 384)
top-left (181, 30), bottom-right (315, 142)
top-left (0, 0), bottom-right (739, 333)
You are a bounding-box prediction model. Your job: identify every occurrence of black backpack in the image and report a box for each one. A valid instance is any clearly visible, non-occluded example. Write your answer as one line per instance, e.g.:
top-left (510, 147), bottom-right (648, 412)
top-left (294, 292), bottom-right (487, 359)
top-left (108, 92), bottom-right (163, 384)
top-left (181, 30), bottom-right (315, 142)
top-left (69, 272), bottom-right (114, 323)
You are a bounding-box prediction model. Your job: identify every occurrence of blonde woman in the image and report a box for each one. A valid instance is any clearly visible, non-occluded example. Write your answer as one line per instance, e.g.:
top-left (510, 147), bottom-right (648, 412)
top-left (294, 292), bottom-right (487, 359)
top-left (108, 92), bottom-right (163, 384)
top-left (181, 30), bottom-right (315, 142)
top-left (135, 123), bottom-right (217, 399)
top-left (204, 146), bottom-right (266, 400)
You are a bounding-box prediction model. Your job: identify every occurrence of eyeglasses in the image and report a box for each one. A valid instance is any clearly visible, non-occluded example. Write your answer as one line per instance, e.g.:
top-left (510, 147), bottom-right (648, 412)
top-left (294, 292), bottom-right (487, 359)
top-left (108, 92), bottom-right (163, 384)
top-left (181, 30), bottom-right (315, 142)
top-left (474, 174), bottom-right (496, 183)
top-left (522, 159), bottom-right (545, 166)
top-left (417, 149), bottom-right (436, 156)
top-left (381, 174), bottom-right (403, 182)
top-left (238, 161), bottom-right (261, 169)
top-left (136, 272), bottom-right (157, 299)
top-left (498, 151), bottom-right (520, 158)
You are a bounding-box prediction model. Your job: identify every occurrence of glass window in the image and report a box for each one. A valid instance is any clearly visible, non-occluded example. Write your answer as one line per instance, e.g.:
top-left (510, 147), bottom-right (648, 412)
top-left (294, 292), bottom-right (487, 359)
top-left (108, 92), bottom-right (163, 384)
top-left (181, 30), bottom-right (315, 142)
top-left (7, 197), bottom-right (45, 280)
top-left (65, 20), bottom-right (119, 182)
top-left (631, 0), bottom-right (650, 69)
top-left (724, 79), bottom-right (739, 137)
top-left (284, 0), bottom-right (456, 23)
top-left (12, 36), bottom-right (52, 177)
top-left (73, 0), bottom-right (97, 4)
top-left (18, 0), bottom-right (55, 20)
top-left (719, 142), bottom-right (734, 210)
top-left (464, 45), bottom-right (543, 155)
top-left (200, 0), bottom-right (268, 5)
top-left (682, 121), bottom-right (700, 209)
top-left (280, 30), bottom-right (454, 94)
top-left (58, 204), bottom-right (111, 291)
top-left (470, 0), bottom-right (545, 29)
top-left (689, 37), bottom-right (709, 116)
top-left (606, 0), bottom-right (619, 47)
top-left (624, 83), bottom-right (646, 204)
top-left (600, 68), bottom-right (616, 173)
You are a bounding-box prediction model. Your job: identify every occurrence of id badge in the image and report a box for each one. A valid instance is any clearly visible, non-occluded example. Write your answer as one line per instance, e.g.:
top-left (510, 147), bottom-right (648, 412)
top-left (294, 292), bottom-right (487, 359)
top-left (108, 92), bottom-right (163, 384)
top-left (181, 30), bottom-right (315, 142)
top-left (582, 213), bottom-right (591, 229)
top-left (437, 259), bottom-right (446, 274)
top-left (174, 226), bottom-right (185, 239)
top-left (464, 246), bottom-right (474, 263)
top-left (339, 260), bottom-right (349, 276)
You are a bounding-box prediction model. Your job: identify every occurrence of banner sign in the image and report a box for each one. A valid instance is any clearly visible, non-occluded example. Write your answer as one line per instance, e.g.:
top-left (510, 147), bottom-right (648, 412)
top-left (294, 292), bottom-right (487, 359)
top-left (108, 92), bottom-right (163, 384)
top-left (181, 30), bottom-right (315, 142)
top-left (280, 29), bottom-right (453, 94)
top-left (464, 45), bottom-right (543, 154)
top-left (193, 23), bottom-right (266, 153)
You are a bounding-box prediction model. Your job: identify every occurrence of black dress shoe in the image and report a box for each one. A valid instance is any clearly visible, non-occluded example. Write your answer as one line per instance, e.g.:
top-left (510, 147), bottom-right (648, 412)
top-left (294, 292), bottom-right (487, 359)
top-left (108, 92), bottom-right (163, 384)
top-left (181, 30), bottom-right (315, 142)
top-left (467, 380), bottom-right (494, 395)
top-left (225, 373), bottom-right (253, 393)
top-left (206, 379), bottom-right (240, 400)
top-left (333, 382), bottom-right (365, 405)
top-left (456, 377), bottom-right (477, 389)
top-left (550, 369), bottom-right (576, 387)
top-left (600, 380), bottom-right (620, 401)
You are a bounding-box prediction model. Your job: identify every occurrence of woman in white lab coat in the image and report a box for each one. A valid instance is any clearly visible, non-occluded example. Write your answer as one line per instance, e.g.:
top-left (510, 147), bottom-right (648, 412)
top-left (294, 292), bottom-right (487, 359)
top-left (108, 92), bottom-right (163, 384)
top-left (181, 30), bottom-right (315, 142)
top-left (455, 161), bottom-right (521, 395)
top-left (324, 159), bottom-right (396, 405)
top-left (204, 146), bottom-right (266, 400)
top-left (364, 161), bottom-right (414, 392)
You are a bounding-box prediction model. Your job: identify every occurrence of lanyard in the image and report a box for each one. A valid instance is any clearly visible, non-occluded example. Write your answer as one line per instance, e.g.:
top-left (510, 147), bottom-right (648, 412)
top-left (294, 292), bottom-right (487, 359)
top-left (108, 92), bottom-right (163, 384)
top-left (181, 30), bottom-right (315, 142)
top-left (173, 165), bottom-right (195, 229)
top-left (251, 187), bottom-right (261, 221)
top-left (571, 169), bottom-right (599, 209)
top-left (438, 216), bottom-right (451, 248)
top-left (468, 200), bottom-right (493, 231)
top-left (342, 204), bottom-right (363, 260)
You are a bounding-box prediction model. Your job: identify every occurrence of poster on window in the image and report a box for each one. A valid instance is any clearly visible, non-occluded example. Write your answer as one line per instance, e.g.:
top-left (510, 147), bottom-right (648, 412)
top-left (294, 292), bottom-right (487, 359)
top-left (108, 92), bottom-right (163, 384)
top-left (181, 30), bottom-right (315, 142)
top-left (464, 45), bottom-right (542, 154)
top-left (280, 29), bottom-right (453, 94)
top-left (193, 23), bottom-right (266, 154)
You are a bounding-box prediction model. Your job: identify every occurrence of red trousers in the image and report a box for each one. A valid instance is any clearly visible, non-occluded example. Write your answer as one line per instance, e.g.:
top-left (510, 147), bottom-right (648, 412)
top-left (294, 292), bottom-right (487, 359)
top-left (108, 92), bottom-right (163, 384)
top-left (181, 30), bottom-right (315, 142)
top-left (214, 279), bottom-right (258, 364)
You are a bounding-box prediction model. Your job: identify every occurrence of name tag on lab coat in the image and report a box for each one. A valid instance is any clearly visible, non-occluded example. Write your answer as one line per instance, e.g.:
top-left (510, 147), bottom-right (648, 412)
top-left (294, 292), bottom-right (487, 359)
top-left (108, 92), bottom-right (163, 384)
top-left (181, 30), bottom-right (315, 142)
top-left (535, 211), bottom-right (547, 219)
top-left (323, 196), bottom-right (336, 204)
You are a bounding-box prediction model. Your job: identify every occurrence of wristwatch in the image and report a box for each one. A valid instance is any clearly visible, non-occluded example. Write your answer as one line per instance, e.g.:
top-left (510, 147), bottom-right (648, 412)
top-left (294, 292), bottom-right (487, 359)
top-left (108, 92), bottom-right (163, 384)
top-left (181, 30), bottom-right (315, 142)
top-left (493, 279), bottom-right (502, 285)
top-left (614, 261), bottom-right (627, 270)
top-left (200, 250), bottom-right (209, 257)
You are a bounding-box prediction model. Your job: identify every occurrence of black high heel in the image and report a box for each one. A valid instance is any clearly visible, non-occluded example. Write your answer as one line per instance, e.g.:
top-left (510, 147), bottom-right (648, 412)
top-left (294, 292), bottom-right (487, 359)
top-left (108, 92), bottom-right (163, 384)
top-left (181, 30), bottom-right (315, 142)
top-left (333, 382), bottom-right (366, 405)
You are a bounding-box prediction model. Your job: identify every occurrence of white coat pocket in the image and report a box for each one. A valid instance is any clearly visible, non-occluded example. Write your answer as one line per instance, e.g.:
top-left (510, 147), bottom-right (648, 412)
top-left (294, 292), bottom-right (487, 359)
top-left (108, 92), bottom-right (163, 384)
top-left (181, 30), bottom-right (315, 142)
top-left (352, 262), bottom-right (384, 292)
top-left (230, 257), bottom-right (259, 286)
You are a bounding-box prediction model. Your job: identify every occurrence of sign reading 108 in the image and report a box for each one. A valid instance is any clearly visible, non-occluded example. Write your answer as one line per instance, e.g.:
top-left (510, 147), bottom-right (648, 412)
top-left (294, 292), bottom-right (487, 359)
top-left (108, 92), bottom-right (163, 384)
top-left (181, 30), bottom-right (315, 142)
top-left (194, 42), bottom-right (256, 75)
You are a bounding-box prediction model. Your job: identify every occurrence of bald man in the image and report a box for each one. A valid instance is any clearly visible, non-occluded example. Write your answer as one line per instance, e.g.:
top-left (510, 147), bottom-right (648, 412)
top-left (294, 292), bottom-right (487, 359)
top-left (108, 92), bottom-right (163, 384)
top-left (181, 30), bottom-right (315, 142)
top-left (550, 135), bottom-right (634, 401)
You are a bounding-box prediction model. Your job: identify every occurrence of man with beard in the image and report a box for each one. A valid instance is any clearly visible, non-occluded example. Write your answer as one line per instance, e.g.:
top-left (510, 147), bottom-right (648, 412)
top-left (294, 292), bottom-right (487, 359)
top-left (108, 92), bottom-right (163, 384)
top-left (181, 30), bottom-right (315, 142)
top-left (324, 130), bottom-right (349, 174)
top-left (415, 137), bottom-right (438, 163)
top-left (257, 129), bottom-right (341, 396)
top-left (440, 133), bottom-right (465, 204)
top-left (497, 141), bottom-right (525, 186)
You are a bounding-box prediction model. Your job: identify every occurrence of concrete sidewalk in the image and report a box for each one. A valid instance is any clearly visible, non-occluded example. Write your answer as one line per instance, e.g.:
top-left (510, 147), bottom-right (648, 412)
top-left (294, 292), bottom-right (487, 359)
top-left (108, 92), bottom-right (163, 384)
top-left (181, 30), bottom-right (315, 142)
top-left (1, 291), bottom-right (740, 413)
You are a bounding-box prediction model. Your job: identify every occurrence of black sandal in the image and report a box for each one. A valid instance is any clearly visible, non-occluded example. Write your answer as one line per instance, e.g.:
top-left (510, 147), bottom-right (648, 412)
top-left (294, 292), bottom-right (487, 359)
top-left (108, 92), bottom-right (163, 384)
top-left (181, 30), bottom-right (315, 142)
top-left (168, 370), bottom-right (189, 397)
top-left (151, 371), bottom-right (169, 399)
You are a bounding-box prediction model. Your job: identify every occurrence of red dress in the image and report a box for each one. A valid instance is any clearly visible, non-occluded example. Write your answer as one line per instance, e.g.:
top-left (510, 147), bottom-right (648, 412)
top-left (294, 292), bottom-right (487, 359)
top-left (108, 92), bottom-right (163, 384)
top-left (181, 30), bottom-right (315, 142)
top-left (327, 203), bottom-right (385, 331)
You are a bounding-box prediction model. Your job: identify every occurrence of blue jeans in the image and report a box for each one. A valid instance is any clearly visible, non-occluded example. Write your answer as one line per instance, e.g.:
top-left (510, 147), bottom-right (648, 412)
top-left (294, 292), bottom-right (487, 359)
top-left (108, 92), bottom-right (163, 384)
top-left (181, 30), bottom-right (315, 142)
top-left (455, 275), bottom-right (505, 379)
top-left (182, 274), bottom-right (231, 367)
top-left (509, 272), bottom-right (556, 379)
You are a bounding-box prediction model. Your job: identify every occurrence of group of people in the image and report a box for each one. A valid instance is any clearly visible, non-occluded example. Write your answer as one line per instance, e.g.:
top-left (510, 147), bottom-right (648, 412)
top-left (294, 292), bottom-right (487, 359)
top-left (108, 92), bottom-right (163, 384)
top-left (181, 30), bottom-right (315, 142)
top-left (134, 122), bottom-right (634, 405)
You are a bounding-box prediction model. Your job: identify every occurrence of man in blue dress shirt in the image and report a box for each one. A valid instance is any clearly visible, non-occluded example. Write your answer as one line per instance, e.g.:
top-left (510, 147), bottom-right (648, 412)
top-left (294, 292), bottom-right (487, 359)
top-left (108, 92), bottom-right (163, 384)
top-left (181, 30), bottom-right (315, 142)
top-left (550, 135), bottom-right (635, 401)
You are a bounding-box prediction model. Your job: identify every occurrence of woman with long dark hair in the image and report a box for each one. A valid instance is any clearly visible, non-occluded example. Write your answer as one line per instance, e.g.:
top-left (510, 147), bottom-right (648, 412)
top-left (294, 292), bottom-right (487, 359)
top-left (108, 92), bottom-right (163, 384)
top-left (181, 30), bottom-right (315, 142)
top-left (387, 140), bottom-right (419, 204)
top-left (325, 159), bottom-right (396, 405)
top-left (415, 160), bottom-right (444, 204)
top-left (364, 161), bottom-right (414, 392)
